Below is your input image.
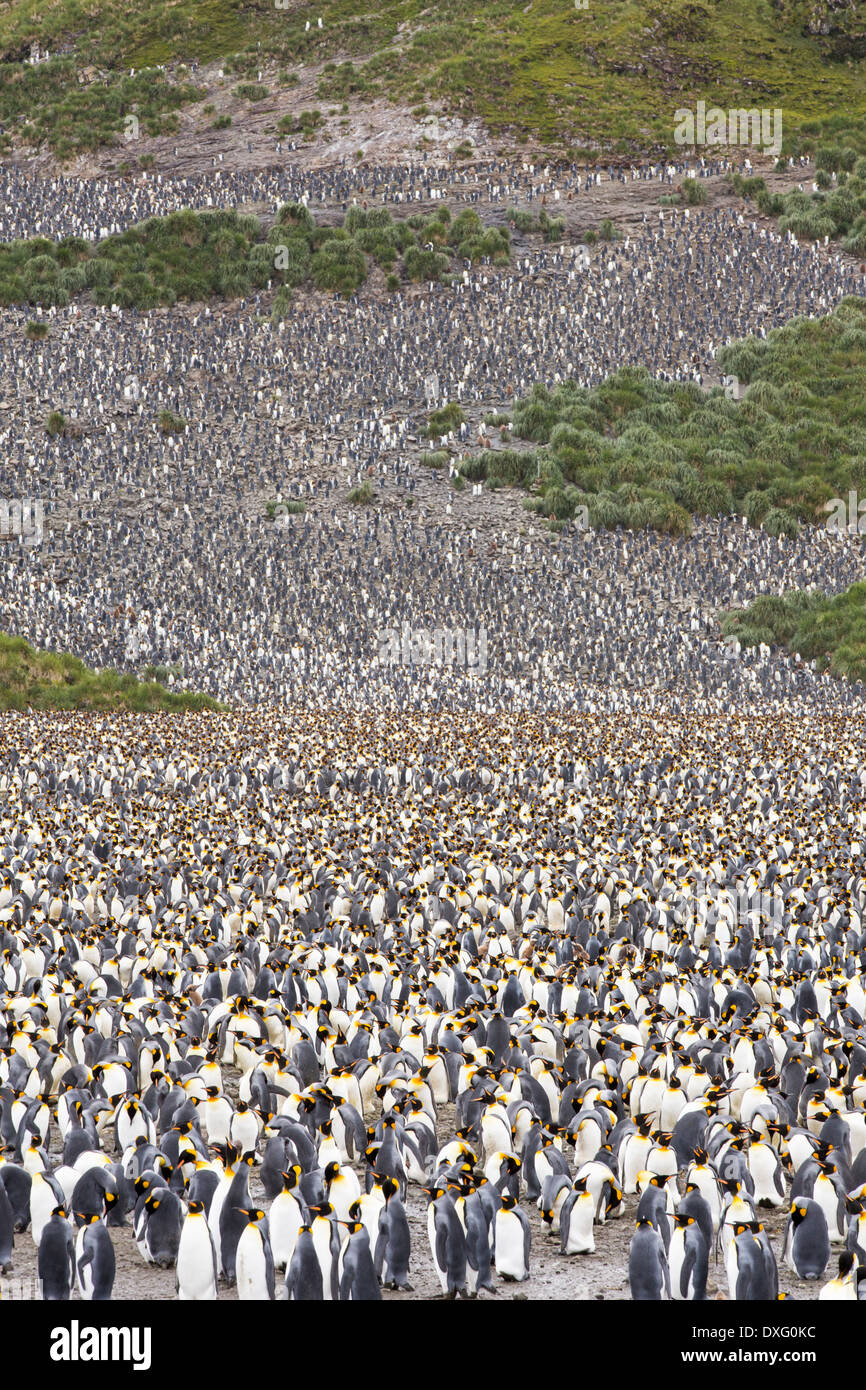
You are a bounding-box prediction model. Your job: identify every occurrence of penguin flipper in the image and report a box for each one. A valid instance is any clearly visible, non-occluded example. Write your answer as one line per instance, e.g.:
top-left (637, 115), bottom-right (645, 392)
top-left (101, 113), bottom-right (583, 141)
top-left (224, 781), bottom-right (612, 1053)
top-left (680, 1244), bottom-right (695, 1300)
top-left (373, 1221), bottom-right (386, 1278)
top-left (435, 1221), bottom-right (449, 1278)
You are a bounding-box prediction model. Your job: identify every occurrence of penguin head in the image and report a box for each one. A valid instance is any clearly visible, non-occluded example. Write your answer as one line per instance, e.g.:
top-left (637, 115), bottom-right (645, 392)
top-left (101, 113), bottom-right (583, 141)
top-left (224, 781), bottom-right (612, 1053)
top-left (188, 1200), bottom-right (205, 1215)
top-left (281, 1166), bottom-right (302, 1192)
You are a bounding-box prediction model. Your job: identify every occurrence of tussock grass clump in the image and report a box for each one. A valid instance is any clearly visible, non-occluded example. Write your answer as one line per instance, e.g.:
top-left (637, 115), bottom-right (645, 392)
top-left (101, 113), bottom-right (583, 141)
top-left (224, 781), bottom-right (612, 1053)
top-left (0, 203), bottom-right (516, 312)
top-left (0, 633), bottom-right (224, 711)
top-left (347, 481), bottom-right (376, 505)
top-left (425, 402), bottom-right (465, 438)
top-left (721, 584), bottom-right (866, 686)
top-left (459, 299), bottom-right (866, 535)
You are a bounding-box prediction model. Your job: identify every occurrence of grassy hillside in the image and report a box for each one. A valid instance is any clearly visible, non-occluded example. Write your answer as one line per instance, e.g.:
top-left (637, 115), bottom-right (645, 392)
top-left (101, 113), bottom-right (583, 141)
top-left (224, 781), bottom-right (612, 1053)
top-left (459, 296), bottom-right (866, 536)
top-left (0, 633), bottom-right (225, 710)
top-left (0, 1), bottom-right (864, 159)
top-left (721, 584), bottom-right (866, 684)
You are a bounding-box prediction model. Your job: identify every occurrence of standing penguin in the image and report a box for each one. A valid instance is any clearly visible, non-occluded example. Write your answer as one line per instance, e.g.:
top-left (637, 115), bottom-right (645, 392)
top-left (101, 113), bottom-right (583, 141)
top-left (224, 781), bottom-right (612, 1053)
top-left (559, 1178), bottom-right (596, 1255)
top-left (236, 1208), bottom-right (275, 1301)
top-left (784, 1198), bottom-right (831, 1280)
top-left (38, 1205), bottom-right (75, 1300)
top-left (218, 1151), bottom-right (254, 1283)
top-left (308, 1203), bottom-right (341, 1300)
top-left (463, 1180), bottom-right (495, 1296)
top-left (338, 1221), bottom-right (381, 1300)
top-left (176, 1200), bottom-right (218, 1300)
top-left (0, 1177), bottom-right (14, 1272)
top-left (270, 1167), bottom-right (308, 1271)
top-left (494, 1192), bottom-right (531, 1282)
top-left (427, 1184), bottom-right (467, 1298)
top-left (285, 1225), bottom-right (324, 1300)
top-left (374, 1177), bottom-right (412, 1291)
top-left (141, 1187), bottom-right (184, 1267)
top-left (629, 1216), bottom-right (670, 1300)
top-left (30, 1168), bottom-right (65, 1247)
top-left (75, 1211), bottom-right (115, 1300)
top-left (669, 1212), bottom-right (708, 1301)
top-left (727, 1222), bottom-right (776, 1300)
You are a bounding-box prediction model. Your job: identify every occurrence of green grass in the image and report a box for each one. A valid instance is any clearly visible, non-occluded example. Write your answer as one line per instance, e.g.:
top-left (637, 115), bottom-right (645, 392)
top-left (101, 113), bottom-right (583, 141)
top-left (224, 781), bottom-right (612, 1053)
top-left (0, 204), bottom-right (515, 310)
top-left (0, 2), bottom-right (864, 159)
top-left (0, 633), bottom-right (225, 711)
top-left (347, 481), bottom-right (376, 505)
top-left (266, 498), bottom-right (306, 516)
top-left (459, 296), bottom-right (866, 536)
top-left (425, 400), bottom-right (465, 438)
top-left (157, 409), bottom-right (187, 434)
top-left (721, 584), bottom-right (866, 685)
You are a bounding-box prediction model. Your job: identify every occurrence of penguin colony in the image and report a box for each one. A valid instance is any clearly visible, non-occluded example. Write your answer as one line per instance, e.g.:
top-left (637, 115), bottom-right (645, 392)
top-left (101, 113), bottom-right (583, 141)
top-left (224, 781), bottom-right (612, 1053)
top-left (1, 709), bottom-right (865, 1301)
top-left (1, 141), bottom-right (866, 1301)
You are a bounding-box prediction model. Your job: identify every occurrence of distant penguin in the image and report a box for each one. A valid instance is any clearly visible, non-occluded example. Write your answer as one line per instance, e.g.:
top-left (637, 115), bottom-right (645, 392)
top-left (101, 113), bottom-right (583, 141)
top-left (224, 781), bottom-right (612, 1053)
top-left (176, 1200), bottom-right (218, 1300)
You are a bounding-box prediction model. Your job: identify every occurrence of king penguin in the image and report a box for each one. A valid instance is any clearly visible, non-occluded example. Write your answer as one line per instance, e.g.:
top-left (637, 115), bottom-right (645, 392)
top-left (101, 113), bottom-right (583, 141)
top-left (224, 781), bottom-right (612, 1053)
top-left (494, 1192), bottom-right (530, 1282)
top-left (236, 1208), bottom-right (275, 1301)
top-left (338, 1220), bottom-right (381, 1300)
top-left (629, 1216), bottom-right (670, 1300)
top-left (668, 1211), bottom-right (708, 1300)
top-left (176, 1199), bottom-right (218, 1300)
top-left (784, 1198), bottom-right (831, 1280)
top-left (74, 1210), bottom-right (115, 1300)
top-left (38, 1205), bottom-right (75, 1300)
